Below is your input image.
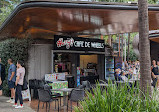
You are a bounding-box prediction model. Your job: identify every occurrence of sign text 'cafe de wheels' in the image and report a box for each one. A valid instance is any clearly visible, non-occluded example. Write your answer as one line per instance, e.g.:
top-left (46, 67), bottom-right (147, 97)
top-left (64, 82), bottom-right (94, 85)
top-left (53, 35), bottom-right (106, 88)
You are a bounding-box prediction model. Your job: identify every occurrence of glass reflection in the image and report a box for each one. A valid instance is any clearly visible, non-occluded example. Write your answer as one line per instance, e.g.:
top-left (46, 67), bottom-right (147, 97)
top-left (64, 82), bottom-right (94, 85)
top-left (57, 9), bottom-right (103, 26)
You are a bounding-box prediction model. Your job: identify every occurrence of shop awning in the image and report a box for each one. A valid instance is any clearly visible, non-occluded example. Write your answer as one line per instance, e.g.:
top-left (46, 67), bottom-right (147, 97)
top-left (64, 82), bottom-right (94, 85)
top-left (1, 0), bottom-right (159, 39)
top-left (149, 30), bottom-right (159, 43)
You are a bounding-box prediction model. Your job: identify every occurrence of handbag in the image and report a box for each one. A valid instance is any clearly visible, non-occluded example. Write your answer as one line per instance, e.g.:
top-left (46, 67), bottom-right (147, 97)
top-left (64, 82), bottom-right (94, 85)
top-left (22, 76), bottom-right (28, 90)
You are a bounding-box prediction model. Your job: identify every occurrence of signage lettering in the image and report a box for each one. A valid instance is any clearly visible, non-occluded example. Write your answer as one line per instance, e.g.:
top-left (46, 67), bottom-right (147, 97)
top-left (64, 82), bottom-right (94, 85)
top-left (74, 41), bottom-right (84, 47)
top-left (85, 42), bottom-right (90, 48)
top-left (54, 35), bottom-right (105, 52)
top-left (91, 42), bottom-right (104, 48)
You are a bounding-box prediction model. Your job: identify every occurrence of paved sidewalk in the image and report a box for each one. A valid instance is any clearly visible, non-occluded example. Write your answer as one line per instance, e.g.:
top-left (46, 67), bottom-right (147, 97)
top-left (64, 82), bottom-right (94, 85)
top-left (0, 96), bottom-right (35, 112)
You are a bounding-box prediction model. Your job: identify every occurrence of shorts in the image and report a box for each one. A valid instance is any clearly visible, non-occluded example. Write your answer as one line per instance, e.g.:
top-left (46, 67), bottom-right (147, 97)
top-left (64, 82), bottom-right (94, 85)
top-left (8, 80), bottom-right (15, 89)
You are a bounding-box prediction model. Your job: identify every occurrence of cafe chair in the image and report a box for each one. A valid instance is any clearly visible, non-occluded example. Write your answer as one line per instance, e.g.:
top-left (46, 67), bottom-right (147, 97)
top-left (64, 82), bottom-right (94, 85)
top-left (38, 80), bottom-right (46, 89)
top-left (67, 89), bottom-right (85, 112)
top-left (76, 84), bottom-right (85, 89)
top-left (82, 81), bottom-right (92, 92)
top-left (43, 84), bottom-right (62, 107)
top-left (37, 89), bottom-right (59, 112)
top-left (29, 79), bottom-right (35, 97)
top-left (29, 79), bottom-right (39, 99)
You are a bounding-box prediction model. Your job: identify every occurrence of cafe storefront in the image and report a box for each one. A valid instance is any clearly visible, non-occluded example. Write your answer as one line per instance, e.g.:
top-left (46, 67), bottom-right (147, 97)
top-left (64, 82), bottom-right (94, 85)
top-left (1, 0), bottom-right (159, 102)
top-left (2, 0), bottom-right (159, 95)
top-left (52, 35), bottom-right (105, 87)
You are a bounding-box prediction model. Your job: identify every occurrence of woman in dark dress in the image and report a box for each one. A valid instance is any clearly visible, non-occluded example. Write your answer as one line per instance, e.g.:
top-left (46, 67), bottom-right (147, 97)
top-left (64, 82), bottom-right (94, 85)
top-left (151, 60), bottom-right (159, 88)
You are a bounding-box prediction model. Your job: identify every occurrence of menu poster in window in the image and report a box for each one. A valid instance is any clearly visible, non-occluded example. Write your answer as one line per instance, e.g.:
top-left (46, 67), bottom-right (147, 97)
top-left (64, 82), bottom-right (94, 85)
top-left (77, 67), bottom-right (80, 86)
top-left (45, 74), bottom-right (56, 82)
top-left (54, 35), bottom-right (105, 52)
top-left (57, 73), bottom-right (65, 81)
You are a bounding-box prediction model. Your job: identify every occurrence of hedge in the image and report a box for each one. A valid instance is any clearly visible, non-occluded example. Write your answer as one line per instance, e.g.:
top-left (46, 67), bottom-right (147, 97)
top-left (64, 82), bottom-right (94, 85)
top-left (0, 38), bottom-right (32, 96)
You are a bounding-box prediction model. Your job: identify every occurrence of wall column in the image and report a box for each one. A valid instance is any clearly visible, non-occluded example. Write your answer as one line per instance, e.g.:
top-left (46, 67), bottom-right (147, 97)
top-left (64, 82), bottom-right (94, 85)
top-left (97, 54), bottom-right (105, 80)
top-left (70, 54), bottom-right (80, 87)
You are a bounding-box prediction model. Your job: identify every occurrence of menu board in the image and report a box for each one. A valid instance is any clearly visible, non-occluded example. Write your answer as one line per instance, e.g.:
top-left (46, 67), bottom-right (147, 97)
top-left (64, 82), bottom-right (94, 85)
top-left (45, 73), bottom-right (66, 82)
top-left (56, 73), bottom-right (65, 80)
top-left (22, 85), bottom-right (31, 101)
top-left (45, 74), bottom-right (56, 82)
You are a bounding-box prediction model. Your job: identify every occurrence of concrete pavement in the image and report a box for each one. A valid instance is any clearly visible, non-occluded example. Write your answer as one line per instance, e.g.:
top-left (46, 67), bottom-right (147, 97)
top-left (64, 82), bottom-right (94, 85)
top-left (0, 96), bottom-right (35, 112)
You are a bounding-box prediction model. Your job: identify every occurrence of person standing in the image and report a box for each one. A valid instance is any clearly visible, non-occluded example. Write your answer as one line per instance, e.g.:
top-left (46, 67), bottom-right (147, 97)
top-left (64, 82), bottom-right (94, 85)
top-left (0, 58), bottom-right (5, 96)
top-left (13, 61), bottom-right (25, 108)
top-left (6, 59), bottom-right (16, 103)
top-left (0, 69), bottom-right (2, 96)
top-left (151, 60), bottom-right (159, 88)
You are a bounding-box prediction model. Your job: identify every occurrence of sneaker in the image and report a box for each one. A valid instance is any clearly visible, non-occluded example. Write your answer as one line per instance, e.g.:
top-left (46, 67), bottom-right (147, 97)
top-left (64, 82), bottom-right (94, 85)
top-left (10, 99), bottom-right (15, 104)
top-left (12, 104), bottom-right (18, 107)
top-left (15, 105), bottom-right (23, 109)
top-left (6, 99), bottom-right (11, 103)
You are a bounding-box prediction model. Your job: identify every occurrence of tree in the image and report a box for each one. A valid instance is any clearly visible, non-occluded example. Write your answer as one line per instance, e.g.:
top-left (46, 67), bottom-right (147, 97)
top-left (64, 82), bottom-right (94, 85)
top-left (138, 0), bottom-right (152, 95)
top-left (0, 0), bottom-right (23, 25)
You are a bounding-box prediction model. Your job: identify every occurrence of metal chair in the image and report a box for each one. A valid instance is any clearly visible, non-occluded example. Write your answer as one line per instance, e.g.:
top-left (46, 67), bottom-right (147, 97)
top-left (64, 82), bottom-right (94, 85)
top-left (38, 80), bottom-right (45, 89)
top-left (29, 79), bottom-right (35, 97)
top-left (67, 89), bottom-right (85, 112)
top-left (33, 79), bottom-right (40, 99)
top-left (76, 84), bottom-right (85, 89)
top-left (43, 84), bottom-right (62, 107)
top-left (37, 89), bottom-right (59, 112)
top-left (82, 81), bottom-right (92, 92)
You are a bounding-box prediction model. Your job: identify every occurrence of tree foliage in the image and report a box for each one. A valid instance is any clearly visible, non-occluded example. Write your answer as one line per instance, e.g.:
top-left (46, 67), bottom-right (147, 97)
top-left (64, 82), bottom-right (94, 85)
top-left (0, 0), bottom-right (24, 25)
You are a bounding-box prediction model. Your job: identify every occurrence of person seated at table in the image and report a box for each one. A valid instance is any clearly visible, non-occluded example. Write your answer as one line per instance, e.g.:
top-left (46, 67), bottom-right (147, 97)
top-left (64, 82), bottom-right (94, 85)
top-left (121, 72), bottom-right (134, 82)
top-left (114, 69), bottom-right (122, 81)
top-left (130, 66), bottom-right (137, 80)
top-left (118, 68), bottom-right (122, 74)
top-left (121, 72), bottom-right (134, 88)
top-left (121, 72), bottom-right (128, 82)
top-left (125, 69), bottom-right (133, 79)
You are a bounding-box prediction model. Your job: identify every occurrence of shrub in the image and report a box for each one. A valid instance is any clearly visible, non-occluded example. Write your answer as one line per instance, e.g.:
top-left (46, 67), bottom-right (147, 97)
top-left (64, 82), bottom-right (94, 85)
top-left (0, 38), bottom-right (32, 96)
top-left (75, 82), bottom-right (159, 112)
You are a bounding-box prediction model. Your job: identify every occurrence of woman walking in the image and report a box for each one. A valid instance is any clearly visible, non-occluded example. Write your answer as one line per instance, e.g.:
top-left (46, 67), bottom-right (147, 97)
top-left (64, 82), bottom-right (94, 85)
top-left (13, 60), bottom-right (25, 108)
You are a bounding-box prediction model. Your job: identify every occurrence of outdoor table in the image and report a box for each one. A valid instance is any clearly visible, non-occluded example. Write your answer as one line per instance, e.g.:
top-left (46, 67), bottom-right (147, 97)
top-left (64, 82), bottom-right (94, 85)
top-left (51, 88), bottom-right (73, 112)
top-left (129, 79), bottom-right (140, 83)
top-left (98, 83), bottom-right (108, 87)
top-left (48, 81), bottom-right (68, 96)
top-left (116, 81), bottom-right (125, 83)
top-left (129, 79), bottom-right (140, 81)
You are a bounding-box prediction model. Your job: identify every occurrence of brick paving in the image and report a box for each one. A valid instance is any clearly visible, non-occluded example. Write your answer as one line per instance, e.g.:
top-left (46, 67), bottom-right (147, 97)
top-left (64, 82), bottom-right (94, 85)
top-left (0, 96), bottom-right (35, 112)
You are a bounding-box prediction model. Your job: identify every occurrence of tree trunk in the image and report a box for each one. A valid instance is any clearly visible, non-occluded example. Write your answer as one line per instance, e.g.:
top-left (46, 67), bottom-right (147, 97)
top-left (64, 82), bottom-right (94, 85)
top-left (127, 33), bottom-right (130, 61)
top-left (138, 0), bottom-right (152, 95)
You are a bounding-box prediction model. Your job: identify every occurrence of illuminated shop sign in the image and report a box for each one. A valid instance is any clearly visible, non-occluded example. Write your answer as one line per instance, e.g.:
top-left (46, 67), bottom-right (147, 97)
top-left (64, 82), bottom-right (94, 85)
top-left (54, 35), bottom-right (105, 52)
